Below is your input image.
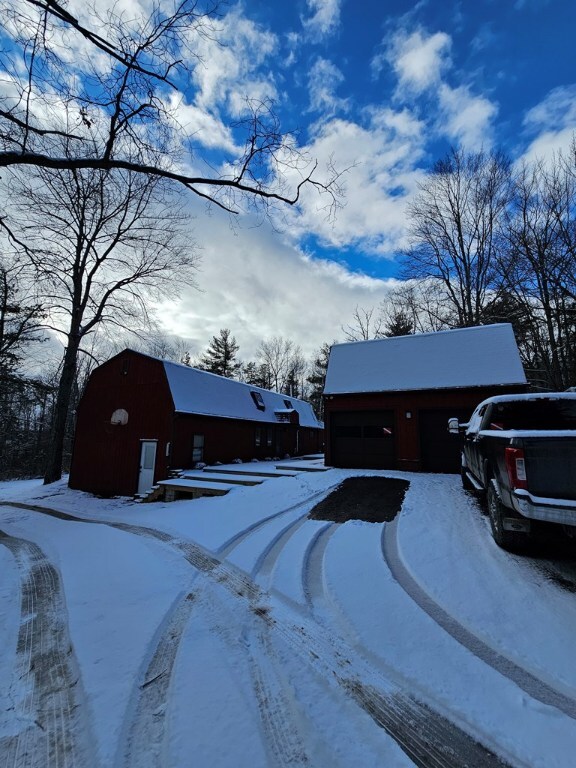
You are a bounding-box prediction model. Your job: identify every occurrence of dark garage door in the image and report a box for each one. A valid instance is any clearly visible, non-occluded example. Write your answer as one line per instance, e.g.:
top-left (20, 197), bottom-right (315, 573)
top-left (419, 408), bottom-right (471, 473)
top-left (331, 411), bottom-right (395, 469)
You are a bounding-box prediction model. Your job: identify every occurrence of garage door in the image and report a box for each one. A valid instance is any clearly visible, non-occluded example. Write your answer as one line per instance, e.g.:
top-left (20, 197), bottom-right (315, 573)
top-left (419, 408), bottom-right (471, 473)
top-left (331, 411), bottom-right (395, 469)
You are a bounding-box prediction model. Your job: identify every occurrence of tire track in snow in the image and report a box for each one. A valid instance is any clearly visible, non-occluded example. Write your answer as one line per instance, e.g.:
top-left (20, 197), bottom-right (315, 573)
top-left (2, 501), bottom-right (321, 767)
top-left (240, 610), bottom-right (312, 767)
top-left (0, 531), bottom-right (96, 768)
top-left (216, 482), bottom-right (342, 560)
top-left (118, 591), bottom-right (196, 768)
top-left (381, 516), bottom-right (576, 721)
top-left (298, 523), bottom-right (513, 767)
top-left (1, 499), bottom-right (514, 765)
top-left (340, 680), bottom-right (508, 768)
top-left (249, 512), bottom-right (311, 586)
top-left (301, 523), bottom-right (339, 614)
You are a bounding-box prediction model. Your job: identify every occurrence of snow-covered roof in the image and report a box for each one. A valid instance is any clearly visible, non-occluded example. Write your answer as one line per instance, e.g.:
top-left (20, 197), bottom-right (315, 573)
top-left (323, 323), bottom-right (527, 395)
top-left (162, 360), bottom-right (322, 428)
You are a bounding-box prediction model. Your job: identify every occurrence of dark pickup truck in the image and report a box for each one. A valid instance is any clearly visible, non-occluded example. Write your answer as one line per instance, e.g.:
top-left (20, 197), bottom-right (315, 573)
top-left (449, 393), bottom-right (576, 550)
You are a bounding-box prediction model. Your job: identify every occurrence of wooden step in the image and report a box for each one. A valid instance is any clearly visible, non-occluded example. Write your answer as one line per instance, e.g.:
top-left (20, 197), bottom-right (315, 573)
top-left (181, 471), bottom-right (264, 486)
top-left (204, 467), bottom-right (298, 478)
top-left (157, 478), bottom-right (234, 501)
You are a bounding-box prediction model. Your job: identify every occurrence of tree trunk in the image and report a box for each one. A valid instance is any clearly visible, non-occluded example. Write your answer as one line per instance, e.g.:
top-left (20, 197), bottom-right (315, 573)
top-left (43, 337), bottom-right (80, 484)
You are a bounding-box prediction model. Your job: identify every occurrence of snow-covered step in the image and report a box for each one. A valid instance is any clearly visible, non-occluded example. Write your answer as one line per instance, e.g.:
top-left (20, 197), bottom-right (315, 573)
top-left (275, 462), bottom-right (328, 472)
top-left (203, 466), bottom-right (298, 478)
top-left (157, 478), bottom-right (235, 501)
top-left (180, 471), bottom-right (264, 486)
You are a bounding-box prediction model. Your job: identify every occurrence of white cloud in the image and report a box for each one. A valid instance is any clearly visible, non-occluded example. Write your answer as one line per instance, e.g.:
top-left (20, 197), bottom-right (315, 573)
top-left (279, 110), bottom-right (426, 256)
top-left (437, 84), bottom-right (498, 149)
top-left (375, 25), bottom-right (497, 151)
top-left (156, 206), bottom-right (396, 361)
top-left (191, 7), bottom-right (278, 116)
top-left (524, 85), bottom-right (576, 130)
top-left (167, 95), bottom-right (238, 153)
top-left (521, 85), bottom-right (576, 162)
top-left (302, 0), bottom-right (341, 40)
top-left (307, 58), bottom-right (347, 114)
top-left (384, 29), bottom-right (452, 95)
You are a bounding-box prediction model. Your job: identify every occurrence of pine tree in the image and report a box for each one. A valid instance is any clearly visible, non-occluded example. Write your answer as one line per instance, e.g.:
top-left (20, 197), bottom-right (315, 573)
top-left (197, 329), bottom-right (242, 378)
top-left (241, 361), bottom-right (270, 389)
top-left (383, 310), bottom-right (414, 337)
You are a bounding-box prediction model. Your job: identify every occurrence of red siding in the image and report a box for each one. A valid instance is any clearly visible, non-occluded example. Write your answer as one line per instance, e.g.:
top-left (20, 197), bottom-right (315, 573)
top-left (69, 351), bottom-right (174, 496)
top-left (69, 349), bottom-right (324, 496)
top-left (324, 385), bottom-right (526, 472)
top-left (171, 414), bottom-right (322, 467)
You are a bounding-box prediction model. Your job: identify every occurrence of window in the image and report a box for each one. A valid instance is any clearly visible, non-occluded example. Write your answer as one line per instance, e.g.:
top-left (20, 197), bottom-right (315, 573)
top-left (364, 425), bottom-right (393, 438)
top-left (250, 391), bottom-right (265, 410)
top-left (283, 399), bottom-right (292, 409)
top-left (267, 428), bottom-right (273, 448)
top-left (255, 427), bottom-right (262, 447)
top-left (335, 425), bottom-right (361, 438)
top-left (192, 434), bottom-right (204, 463)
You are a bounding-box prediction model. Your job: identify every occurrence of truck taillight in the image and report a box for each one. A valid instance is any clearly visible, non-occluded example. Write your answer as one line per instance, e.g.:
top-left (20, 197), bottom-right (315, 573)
top-left (505, 447), bottom-right (528, 490)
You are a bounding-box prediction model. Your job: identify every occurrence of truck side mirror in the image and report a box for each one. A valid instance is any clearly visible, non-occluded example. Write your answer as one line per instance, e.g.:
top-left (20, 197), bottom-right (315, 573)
top-left (447, 417), bottom-right (460, 434)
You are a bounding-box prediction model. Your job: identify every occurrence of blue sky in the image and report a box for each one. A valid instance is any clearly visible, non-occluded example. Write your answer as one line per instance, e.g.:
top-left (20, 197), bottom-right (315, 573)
top-left (151, 0), bottom-right (576, 358)
top-left (4, 0), bottom-right (576, 360)
top-left (218, 0), bottom-right (576, 280)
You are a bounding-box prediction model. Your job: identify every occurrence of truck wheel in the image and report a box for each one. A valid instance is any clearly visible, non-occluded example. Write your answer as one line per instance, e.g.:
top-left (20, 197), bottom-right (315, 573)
top-left (461, 465), bottom-right (474, 491)
top-left (487, 481), bottom-right (526, 552)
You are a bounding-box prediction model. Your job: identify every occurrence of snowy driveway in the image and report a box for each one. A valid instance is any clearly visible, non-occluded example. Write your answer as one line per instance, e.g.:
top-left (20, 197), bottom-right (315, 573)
top-left (1, 469), bottom-right (576, 767)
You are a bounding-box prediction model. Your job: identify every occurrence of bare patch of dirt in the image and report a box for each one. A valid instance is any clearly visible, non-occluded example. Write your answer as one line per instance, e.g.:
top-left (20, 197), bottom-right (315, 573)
top-left (308, 477), bottom-right (409, 524)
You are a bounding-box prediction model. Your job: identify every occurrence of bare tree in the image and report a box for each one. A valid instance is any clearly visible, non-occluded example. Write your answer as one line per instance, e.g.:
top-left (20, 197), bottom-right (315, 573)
top-left (378, 281), bottom-right (455, 335)
top-left (4, 161), bottom-right (198, 483)
top-left (0, 0), bottom-right (341, 215)
top-left (0, 256), bottom-right (45, 376)
top-left (306, 342), bottom-right (332, 419)
top-left (404, 148), bottom-right (512, 327)
top-left (283, 349), bottom-right (307, 398)
top-left (257, 336), bottom-right (303, 393)
top-left (501, 156), bottom-right (576, 389)
top-left (341, 305), bottom-right (384, 341)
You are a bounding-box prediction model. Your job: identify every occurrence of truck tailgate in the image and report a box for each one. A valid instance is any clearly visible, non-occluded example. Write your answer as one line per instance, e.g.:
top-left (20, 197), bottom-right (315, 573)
top-left (524, 438), bottom-right (576, 500)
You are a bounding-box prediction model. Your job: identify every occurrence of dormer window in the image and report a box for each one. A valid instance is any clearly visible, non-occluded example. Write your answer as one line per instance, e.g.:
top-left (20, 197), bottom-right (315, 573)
top-left (250, 391), bottom-right (265, 410)
top-left (283, 399), bottom-right (292, 409)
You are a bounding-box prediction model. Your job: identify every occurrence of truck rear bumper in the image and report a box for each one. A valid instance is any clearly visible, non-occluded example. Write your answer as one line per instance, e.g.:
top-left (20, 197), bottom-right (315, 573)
top-left (513, 490), bottom-right (576, 526)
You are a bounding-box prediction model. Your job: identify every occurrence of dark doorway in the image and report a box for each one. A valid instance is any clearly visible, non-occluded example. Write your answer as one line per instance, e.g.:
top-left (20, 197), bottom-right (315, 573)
top-left (419, 408), bottom-right (471, 473)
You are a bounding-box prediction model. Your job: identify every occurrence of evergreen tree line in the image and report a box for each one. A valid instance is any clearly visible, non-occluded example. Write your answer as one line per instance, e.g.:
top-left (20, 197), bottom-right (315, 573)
top-left (190, 329), bottom-right (332, 423)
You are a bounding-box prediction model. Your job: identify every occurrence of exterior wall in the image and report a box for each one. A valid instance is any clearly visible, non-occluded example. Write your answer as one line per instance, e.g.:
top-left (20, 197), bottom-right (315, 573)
top-left (69, 351), bottom-right (174, 496)
top-left (70, 349), bottom-right (324, 496)
top-left (171, 414), bottom-right (323, 468)
top-left (324, 385), bottom-right (526, 473)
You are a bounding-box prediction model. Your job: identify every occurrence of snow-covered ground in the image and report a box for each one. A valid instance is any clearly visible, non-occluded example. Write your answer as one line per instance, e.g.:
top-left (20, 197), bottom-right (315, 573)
top-left (1, 466), bottom-right (576, 767)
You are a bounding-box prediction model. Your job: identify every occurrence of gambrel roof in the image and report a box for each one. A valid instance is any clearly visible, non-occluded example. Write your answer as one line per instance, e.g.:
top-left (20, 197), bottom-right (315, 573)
top-left (324, 323), bottom-right (527, 395)
top-left (163, 359), bottom-right (322, 428)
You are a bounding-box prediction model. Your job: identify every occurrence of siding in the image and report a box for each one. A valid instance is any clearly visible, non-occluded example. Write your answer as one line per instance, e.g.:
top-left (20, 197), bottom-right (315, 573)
top-left (324, 385), bottom-right (526, 472)
top-left (69, 352), bottom-right (174, 496)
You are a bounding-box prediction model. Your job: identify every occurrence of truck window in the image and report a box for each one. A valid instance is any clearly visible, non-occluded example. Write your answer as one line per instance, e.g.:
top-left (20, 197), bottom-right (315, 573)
top-left (491, 400), bottom-right (576, 430)
top-left (466, 405), bottom-right (487, 435)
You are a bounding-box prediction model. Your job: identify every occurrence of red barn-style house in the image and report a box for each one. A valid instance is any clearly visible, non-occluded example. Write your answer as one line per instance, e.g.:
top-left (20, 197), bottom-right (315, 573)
top-left (69, 349), bottom-right (323, 496)
top-left (323, 324), bottom-right (528, 473)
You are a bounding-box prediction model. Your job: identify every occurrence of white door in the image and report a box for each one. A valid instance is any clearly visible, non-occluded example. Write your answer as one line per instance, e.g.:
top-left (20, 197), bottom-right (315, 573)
top-left (137, 440), bottom-right (157, 494)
